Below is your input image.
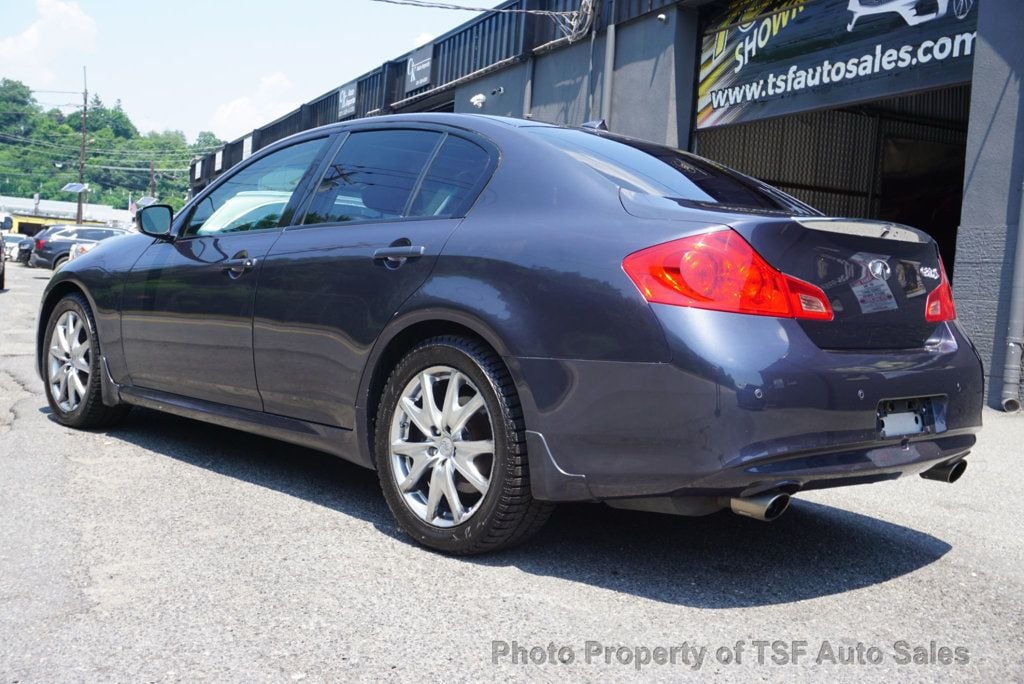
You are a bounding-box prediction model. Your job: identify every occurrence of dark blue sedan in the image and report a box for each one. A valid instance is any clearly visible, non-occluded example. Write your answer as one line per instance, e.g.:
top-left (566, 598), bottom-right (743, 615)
top-left (35, 114), bottom-right (982, 554)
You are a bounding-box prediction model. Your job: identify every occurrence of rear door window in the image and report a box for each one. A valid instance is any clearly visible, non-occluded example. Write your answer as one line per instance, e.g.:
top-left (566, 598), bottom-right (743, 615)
top-left (303, 129), bottom-right (441, 226)
top-left (409, 135), bottom-right (492, 218)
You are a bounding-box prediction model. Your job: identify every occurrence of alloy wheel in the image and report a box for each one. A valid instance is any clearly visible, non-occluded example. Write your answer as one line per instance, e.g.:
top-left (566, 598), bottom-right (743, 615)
top-left (48, 310), bottom-right (91, 412)
top-left (389, 365), bottom-right (495, 527)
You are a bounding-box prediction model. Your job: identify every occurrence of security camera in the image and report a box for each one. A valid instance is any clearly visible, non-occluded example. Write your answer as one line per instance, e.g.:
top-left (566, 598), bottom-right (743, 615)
top-left (470, 93), bottom-right (487, 109)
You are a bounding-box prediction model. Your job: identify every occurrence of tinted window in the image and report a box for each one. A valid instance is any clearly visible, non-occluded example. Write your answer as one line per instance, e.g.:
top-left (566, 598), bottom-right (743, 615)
top-left (303, 129), bottom-right (441, 226)
top-left (78, 229), bottom-right (114, 240)
top-left (184, 138), bottom-right (326, 237)
top-left (409, 135), bottom-right (491, 218)
top-left (529, 128), bottom-right (811, 214)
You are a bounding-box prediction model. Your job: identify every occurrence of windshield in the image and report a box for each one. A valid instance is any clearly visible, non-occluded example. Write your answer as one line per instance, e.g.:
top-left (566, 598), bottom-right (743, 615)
top-left (529, 127), bottom-right (815, 215)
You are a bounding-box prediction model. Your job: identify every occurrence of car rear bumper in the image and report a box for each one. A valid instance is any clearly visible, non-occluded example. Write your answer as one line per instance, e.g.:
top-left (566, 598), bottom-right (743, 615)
top-left (515, 306), bottom-right (984, 504)
top-left (28, 253), bottom-right (50, 268)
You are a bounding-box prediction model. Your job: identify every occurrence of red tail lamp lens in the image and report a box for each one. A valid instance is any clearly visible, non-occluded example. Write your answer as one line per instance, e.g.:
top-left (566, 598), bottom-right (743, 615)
top-left (924, 258), bottom-right (956, 322)
top-left (622, 229), bottom-right (833, 321)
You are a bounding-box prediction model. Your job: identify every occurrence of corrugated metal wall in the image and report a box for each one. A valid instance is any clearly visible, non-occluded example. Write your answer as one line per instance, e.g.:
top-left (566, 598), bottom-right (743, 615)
top-left (257, 111), bottom-right (305, 149)
top-left (435, 5), bottom-right (527, 84)
top-left (310, 93), bottom-right (340, 127)
top-left (696, 85), bottom-right (970, 218)
top-left (191, 0), bottom-right (687, 190)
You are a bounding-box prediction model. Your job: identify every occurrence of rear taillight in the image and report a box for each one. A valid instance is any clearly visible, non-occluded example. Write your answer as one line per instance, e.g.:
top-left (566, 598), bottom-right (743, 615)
top-left (924, 257), bottom-right (956, 323)
top-left (35, 239), bottom-right (46, 250)
top-left (622, 229), bottom-right (833, 321)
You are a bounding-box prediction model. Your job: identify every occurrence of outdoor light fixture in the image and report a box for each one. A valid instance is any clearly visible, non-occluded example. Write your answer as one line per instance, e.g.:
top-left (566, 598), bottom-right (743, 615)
top-left (470, 93), bottom-right (486, 108)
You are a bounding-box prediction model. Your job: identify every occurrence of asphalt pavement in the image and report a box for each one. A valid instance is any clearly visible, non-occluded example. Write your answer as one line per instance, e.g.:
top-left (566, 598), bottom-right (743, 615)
top-left (1, 261), bottom-right (1022, 682)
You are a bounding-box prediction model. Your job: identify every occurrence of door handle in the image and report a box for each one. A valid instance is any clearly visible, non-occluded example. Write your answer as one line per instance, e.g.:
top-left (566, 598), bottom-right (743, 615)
top-left (223, 254), bottom-right (258, 277)
top-left (373, 245), bottom-right (426, 261)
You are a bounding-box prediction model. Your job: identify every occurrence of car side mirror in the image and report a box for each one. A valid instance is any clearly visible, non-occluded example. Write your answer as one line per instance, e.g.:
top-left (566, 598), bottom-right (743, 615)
top-left (137, 204), bottom-right (174, 239)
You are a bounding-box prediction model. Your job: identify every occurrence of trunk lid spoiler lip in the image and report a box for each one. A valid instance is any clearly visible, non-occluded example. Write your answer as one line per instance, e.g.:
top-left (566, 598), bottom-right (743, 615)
top-left (619, 188), bottom-right (931, 246)
top-left (789, 217), bottom-right (929, 244)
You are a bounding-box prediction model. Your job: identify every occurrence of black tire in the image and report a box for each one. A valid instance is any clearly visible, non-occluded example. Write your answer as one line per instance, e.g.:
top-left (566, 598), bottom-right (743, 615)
top-left (53, 255), bottom-right (68, 270)
top-left (42, 293), bottom-right (129, 429)
top-left (375, 336), bottom-right (553, 555)
top-left (0, 267), bottom-right (5, 290)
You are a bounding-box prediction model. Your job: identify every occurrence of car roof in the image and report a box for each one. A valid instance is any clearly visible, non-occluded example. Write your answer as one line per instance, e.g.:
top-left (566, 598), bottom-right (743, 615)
top-left (270, 113), bottom-right (556, 147)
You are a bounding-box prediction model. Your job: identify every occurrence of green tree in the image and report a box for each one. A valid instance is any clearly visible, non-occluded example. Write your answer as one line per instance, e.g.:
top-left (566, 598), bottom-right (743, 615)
top-left (0, 79), bottom-right (201, 213)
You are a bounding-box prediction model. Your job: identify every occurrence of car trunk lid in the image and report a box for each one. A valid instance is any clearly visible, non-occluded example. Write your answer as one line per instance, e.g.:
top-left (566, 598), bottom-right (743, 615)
top-left (729, 216), bottom-right (945, 350)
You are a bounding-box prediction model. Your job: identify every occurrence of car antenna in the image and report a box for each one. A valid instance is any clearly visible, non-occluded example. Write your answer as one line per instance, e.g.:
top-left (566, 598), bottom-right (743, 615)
top-left (581, 119), bottom-right (608, 131)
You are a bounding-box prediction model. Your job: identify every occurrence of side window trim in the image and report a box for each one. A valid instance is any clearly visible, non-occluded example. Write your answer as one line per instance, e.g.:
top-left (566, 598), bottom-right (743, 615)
top-left (292, 131), bottom-right (350, 227)
top-left (176, 133), bottom-right (336, 239)
top-left (402, 132), bottom-right (448, 217)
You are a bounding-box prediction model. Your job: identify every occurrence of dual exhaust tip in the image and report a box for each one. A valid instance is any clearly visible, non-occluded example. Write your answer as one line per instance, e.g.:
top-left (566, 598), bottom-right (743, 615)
top-left (727, 459), bottom-right (967, 522)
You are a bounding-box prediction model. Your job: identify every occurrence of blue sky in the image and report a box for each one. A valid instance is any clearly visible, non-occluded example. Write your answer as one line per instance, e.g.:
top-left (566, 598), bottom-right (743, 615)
top-left (0, 0), bottom-right (490, 142)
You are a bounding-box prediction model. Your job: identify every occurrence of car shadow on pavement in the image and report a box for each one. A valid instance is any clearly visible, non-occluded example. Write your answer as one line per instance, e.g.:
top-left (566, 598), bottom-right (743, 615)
top-left (105, 408), bottom-right (951, 609)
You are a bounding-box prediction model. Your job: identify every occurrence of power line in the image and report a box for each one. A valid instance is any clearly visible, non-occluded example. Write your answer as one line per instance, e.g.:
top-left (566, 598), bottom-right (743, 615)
top-left (85, 163), bottom-right (188, 172)
top-left (365, 0), bottom-right (596, 42)
top-left (365, 0), bottom-right (578, 15)
top-left (0, 132), bottom-right (223, 153)
top-left (0, 133), bottom-right (218, 158)
top-left (0, 168), bottom-right (77, 177)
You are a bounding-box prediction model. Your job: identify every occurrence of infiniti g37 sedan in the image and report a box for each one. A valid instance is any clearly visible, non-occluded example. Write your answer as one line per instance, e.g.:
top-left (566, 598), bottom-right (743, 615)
top-left (36, 113), bottom-right (982, 554)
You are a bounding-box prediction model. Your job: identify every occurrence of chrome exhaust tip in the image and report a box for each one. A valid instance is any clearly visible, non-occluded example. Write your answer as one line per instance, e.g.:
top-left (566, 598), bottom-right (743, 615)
top-left (729, 492), bottom-right (791, 522)
top-left (919, 459), bottom-right (968, 484)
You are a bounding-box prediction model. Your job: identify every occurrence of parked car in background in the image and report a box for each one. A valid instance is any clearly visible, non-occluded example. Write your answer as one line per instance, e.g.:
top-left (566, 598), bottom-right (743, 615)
top-left (0, 232), bottom-right (6, 290)
top-left (29, 225), bottom-right (128, 270)
top-left (36, 114), bottom-right (982, 555)
top-left (15, 226), bottom-right (61, 264)
top-left (67, 242), bottom-right (95, 262)
top-left (1, 230), bottom-right (16, 261)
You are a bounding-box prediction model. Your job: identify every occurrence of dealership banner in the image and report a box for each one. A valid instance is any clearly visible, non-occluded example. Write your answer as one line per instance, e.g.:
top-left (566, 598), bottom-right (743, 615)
top-left (698, 0), bottom-right (978, 129)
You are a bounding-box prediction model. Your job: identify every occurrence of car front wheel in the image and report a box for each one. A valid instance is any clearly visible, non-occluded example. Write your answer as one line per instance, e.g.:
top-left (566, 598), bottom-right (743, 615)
top-left (43, 293), bottom-right (128, 428)
top-left (376, 336), bottom-right (553, 554)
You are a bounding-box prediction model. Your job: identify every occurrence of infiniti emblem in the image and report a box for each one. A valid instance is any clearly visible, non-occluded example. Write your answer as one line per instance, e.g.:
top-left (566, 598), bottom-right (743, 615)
top-left (868, 259), bottom-right (891, 281)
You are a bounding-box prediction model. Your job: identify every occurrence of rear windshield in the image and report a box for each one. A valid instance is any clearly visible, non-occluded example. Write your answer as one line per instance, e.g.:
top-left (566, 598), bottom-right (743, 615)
top-left (528, 127), bottom-right (814, 215)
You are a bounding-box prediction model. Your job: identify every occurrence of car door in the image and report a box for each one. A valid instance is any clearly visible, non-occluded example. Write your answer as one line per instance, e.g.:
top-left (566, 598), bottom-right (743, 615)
top-left (253, 127), bottom-right (496, 428)
top-left (120, 136), bottom-right (331, 409)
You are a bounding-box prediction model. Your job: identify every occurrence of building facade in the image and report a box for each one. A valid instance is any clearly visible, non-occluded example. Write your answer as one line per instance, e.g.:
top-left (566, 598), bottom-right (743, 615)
top-left (189, 0), bottom-right (1023, 409)
top-left (0, 194), bottom-right (132, 234)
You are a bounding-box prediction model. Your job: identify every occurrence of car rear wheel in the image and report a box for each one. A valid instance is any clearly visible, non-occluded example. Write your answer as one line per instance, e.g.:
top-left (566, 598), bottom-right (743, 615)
top-left (375, 336), bottom-right (553, 554)
top-left (53, 255), bottom-right (68, 270)
top-left (43, 294), bottom-right (129, 429)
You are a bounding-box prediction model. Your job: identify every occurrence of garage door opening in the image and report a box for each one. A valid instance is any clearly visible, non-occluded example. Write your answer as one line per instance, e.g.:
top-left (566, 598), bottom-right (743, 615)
top-left (695, 84), bottom-right (970, 278)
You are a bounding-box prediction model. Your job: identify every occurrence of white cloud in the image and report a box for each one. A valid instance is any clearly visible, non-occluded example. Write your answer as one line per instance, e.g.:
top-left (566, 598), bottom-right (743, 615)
top-left (206, 72), bottom-right (299, 141)
top-left (414, 32), bottom-right (434, 47)
top-left (0, 0), bottom-right (97, 87)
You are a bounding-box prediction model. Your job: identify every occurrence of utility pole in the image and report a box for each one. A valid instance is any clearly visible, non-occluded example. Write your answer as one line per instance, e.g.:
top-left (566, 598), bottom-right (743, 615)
top-left (149, 161), bottom-right (155, 198)
top-left (76, 66), bottom-right (87, 224)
